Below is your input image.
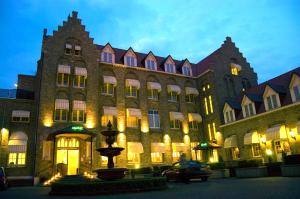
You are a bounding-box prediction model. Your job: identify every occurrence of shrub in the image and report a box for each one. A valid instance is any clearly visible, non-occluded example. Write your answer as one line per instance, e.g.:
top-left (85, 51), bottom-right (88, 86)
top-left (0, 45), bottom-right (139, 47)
top-left (209, 162), bottom-right (226, 170)
top-left (284, 154), bottom-right (300, 165)
top-left (238, 160), bottom-right (262, 168)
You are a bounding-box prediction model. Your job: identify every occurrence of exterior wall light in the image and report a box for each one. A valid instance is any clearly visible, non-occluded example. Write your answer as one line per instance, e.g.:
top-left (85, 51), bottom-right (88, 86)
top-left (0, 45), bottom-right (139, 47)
top-left (266, 149), bottom-right (272, 156)
top-left (289, 130), bottom-right (296, 140)
top-left (260, 136), bottom-right (266, 145)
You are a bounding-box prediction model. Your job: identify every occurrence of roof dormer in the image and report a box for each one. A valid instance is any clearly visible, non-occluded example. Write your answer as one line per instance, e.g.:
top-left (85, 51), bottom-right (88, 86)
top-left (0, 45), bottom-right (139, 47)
top-left (124, 47), bottom-right (137, 67)
top-left (241, 95), bottom-right (256, 118)
top-left (289, 73), bottom-right (300, 103)
top-left (144, 51), bottom-right (157, 71)
top-left (101, 43), bottom-right (115, 64)
top-left (182, 59), bottom-right (192, 76)
top-left (164, 55), bottom-right (176, 74)
top-left (223, 102), bottom-right (236, 124)
top-left (263, 85), bottom-right (281, 111)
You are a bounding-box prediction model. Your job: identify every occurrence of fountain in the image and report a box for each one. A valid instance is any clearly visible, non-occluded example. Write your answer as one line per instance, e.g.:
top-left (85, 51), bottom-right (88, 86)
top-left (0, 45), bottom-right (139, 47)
top-left (94, 121), bottom-right (128, 180)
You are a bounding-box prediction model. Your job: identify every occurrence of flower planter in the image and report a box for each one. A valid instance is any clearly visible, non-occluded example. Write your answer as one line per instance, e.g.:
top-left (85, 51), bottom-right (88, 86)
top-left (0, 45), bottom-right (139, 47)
top-left (281, 164), bottom-right (300, 177)
top-left (210, 169), bottom-right (230, 179)
top-left (235, 167), bottom-right (268, 178)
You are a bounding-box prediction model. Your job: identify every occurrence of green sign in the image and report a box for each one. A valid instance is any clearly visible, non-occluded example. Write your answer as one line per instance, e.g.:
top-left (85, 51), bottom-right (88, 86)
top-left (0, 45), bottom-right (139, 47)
top-left (200, 142), bottom-right (208, 147)
top-left (72, 126), bottom-right (83, 131)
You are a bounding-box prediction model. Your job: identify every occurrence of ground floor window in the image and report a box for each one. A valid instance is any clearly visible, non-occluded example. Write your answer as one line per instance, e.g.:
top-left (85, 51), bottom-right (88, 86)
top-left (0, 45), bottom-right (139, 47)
top-left (209, 149), bottom-right (219, 163)
top-left (151, 152), bottom-right (163, 163)
top-left (8, 153), bottom-right (26, 166)
top-left (190, 142), bottom-right (202, 161)
top-left (127, 152), bottom-right (140, 164)
top-left (252, 143), bottom-right (261, 157)
top-left (126, 116), bottom-right (139, 128)
top-left (231, 147), bottom-right (240, 160)
top-left (101, 115), bottom-right (114, 127)
top-left (172, 152), bottom-right (181, 162)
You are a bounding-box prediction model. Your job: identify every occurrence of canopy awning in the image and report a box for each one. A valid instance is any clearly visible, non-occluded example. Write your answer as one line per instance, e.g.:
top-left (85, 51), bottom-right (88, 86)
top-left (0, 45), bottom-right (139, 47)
top-left (58, 64), bottom-right (71, 74)
top-left (55, 99), bottom-right (69, 110)
top-left (75, 45), bottom-right (81, 51)
top-left (47, 125), bottom-right (96, 140)
top-left (8, 132), bottom-right (28, 153)
top-left (65, 43), bottom-right (72, 49)
top-left (103, 106), bottom-right (118, 116)
top-left (103, 76), bottom-right (117, 85)
top-left (266, 125), bottom-right (287, 141)
top-left (188, 113), bottom-right (202, 122)
top-left (73, 100), bottom-right (86, 111)
top-left (147, 82), bottom-right (161, 91)
top-left (244, 131), bottom-right (260, 145)
top-left (12, 110), bottom-right (30, 118)
top-left (193, 142), bottom-right (222, 150)
top-left (126, 79), bottom-right (140, 89)
top-left (167, 85), bottom-right (181, 94)
top-left (224, 135), bottom-right (238, 148)
top-left (128, 142), bottom-right (144, 153)
top-left (75, 67), bottom-right (87, 77)
top-left (169, 112), bottom-right (185, 121)
top-left (127, 108), bottom-right (142, 118)
top-left (172, 143), bottom-right (187, 152)
top-left (151, 143), bottom-right (166, 153)
top-left (185, 87), bottom-right (199, 95)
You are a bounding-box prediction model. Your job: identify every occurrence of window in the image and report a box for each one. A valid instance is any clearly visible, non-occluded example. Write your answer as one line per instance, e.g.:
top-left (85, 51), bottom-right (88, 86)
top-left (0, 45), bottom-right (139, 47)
top-left (72, 110), bottom-right (85, 122)
top-left (127, 152), bottom-right (140, 164)
top-left (102, 52), bottom-right (113, 63)
top-left (168, 91), bottom-right (178, 102)
top-left (172, 152), bottom-right (181, 162)
top-left (57, 73), bottom-right (69, 87)
top-left (204, 97), bottom-right (209, 115)
top-left (125, 56), bottom-right (136, 67)
top-left (102, 83), bottom-right (114, 96)
top-left (231, 67), bottom-right (239, 75)
top-left (127, 116), bottom-right (139, 128)
top-left (189, 121), bottom-right (199, 130)
top-left (74, 45), bottom-right (81, 56)
top-left (224, 110), bottom-right (235, 123)
top-left (151, 152), bottom-right (163, 163)
top-left (243, 103), bottom-right (255, 117)
top-left (266, 94), bottom-right (279, 110)
top-left (8, 132), bottom-right (27, 167)
top-left (148, 110), bottom-right (160, 129)
top-left (165, 63), bottom-right (175, 73)
top-left (208, 95), bottom-right (214, 113)
top-left (186, 94), bottom-right (196, 103)
top-left (101, 115), bottom-right (114, 127)
top-left (231, 63), bottom-right (241, 76)
top-left (65, 43), bottom-right (72, 54)
top-left (8, 153), bottom-right (26, 166)
top-left (125, 86), bottom-right (138, 97)
top-left (11, 110), bottom-right (30, 123)
top-left (207, 123), bottom-right (217, 141)
top-left (73, 75), bottom-right (86, 88)
top-left (209, 149), bottom-right (219, 163)
top-left (55, 109), bottom-right (68, 121)
top-left (252, 143), bottom-right (261, 157)
top-left (170, 119), bottom-right (181, 129)
top-left (146, 60), bottom-right (156, 70)
top-left (191, 143), bottom-right (202, 161)
top-left (231, 147), bottom-right (240, 160)
top-left (293, 85), bottom-right (300, 102)
top-left (182, 65), bottom-right (192, 76)
top-left (148, 89), bottom-right (159, 100)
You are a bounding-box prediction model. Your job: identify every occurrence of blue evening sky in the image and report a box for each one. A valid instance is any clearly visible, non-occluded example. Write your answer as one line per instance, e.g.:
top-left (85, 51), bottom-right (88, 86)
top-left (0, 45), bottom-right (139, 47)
top-left (0, 0), bottom-right (299, 88)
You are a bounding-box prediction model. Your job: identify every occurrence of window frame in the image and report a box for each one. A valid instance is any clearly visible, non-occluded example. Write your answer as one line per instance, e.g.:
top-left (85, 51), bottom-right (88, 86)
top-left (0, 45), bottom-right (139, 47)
top-left (168, 91), bottom-right (179, 102)
top-left (148, 109), bottom-right (160, 129)
top-left (125, 86), bottom-right (138, 98)
top-left (72, 110), bottom-right (85, 122)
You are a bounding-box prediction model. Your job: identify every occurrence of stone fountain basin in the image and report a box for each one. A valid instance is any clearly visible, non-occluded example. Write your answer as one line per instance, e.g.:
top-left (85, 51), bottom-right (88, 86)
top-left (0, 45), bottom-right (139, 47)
top-left (93, 168), bottom-right (128, 180)
top-left (96, 147), bottom-right (124, 157)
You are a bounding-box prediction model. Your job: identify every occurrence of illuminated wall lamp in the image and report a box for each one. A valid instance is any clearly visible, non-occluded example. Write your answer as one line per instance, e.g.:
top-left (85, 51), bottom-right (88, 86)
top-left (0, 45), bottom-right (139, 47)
top-left (289, 131), bottom-right (296, 140)
top-left (260, 137), bottom-right (266, 145)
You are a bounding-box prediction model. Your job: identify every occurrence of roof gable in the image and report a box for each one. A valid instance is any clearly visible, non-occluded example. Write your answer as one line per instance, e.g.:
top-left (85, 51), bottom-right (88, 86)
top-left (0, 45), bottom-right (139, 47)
top-left (289, 73), bottom-right (300, 88)
top-left (124, 47), bottom-right (137, 58)
top-left (102, 43), bottom-right (115, 53)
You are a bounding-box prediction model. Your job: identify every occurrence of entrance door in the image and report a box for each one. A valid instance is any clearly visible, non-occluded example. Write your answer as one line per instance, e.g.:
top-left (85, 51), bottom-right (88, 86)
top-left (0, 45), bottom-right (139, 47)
top-left (67, 150), bottom-right (79, 175)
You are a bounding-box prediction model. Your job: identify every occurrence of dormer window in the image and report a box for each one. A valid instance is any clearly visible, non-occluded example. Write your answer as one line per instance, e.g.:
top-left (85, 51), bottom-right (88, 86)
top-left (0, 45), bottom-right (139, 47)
top-left (101, 44), bottom-right (115, 64)
top-left (231, 63), bottom-right (242, 76)
top-left (125, 56), bottom-right (136, 67)
top-left (263, 86), bottom-right (281, 111)
top-left (242, 96), bottom-right (256, 118)
top-left (182, 65), bottom-right (192, 76)
top-left (102, 52), bottom-right (113, 63)
top-left (146, 60), bottom-right (156, 70)
top-left (65, 43), bottom-right (72, 54)
top-left (74, 45), bottom-right (81, 56)
top-left (165, 63), bottom-right (175, 73)
top-left (223, 103), bottom-right (236, 124)
top-left (289, 74), bottom-right (300, 103)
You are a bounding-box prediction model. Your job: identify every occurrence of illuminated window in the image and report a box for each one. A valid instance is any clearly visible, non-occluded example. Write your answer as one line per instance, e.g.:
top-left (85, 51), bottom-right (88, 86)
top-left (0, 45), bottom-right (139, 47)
top-left (182, 65), bottom-right (192, 76)
top-left (57, 73), bottom-right (69, 87)
top-left (7, 132), bottom-right (27, 167)
top-left (189, 121), bottom-right (199, 130)
top-left (165, 63), bottom-right (175, 73)
top-left (148, 89), bottom-right (159, 100)
top-left (191, 142), bottom-right (202, 161)
top-left (204, 97), bottom-right (209, 115)
top-left (170, 120), bottom-right (181, 129)
top-left (212, 123), bottom-right (216, 140)
top-left (208, 95), bottom-right (214, 113)
top-left (148, 110), bottom-right (160, 129)
top-left (125, 56), bottom-right (136, 67)
top-left (102, 83), bottom-right (114, 96)
top-left (55, 109), bottom-right (68, 121)
top-left (72, 110), bottom-right (85, 122)
top-left (125, 86), bottom-right (138, 97)
top-left (252, 143), bottom-right (261, 157)
top-left (57, 138), bottom-right (79, 148)
top-left (8, 153), bottom-right (26, 166)
top-left (127, 152), bottom-right (140, 164)
top-left (172, 152), bottom-right (181, 162)
top-left (73, 75), bottom-right (86, 88)
top-left (101, 115), bottom-right (114, 127)
top-left (209, 149), bottom-right (219, 163)
top-left (208, 123), bottom-right (212, 140)
top-left (186, 94), bottom-right (196, 103)
top-left (151, 152), bottom-right (163, 163)
top-left (102, 52), bottom-right (113, 63)
top-left (231, 147), bottom-right (240, 160)
top-left (168, 91), bottom-right (178, 102)
top-left (231, 67), bottom-right (239, 75)
top-left (126, 116), bottom-right (139, 128)
top-left (146, 60), bottom-right (156, 70)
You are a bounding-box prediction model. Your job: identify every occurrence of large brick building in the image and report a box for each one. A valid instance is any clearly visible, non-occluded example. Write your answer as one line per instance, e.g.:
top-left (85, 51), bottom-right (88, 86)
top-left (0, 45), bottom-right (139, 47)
top-left (1, 11), bottom-right (262, 179)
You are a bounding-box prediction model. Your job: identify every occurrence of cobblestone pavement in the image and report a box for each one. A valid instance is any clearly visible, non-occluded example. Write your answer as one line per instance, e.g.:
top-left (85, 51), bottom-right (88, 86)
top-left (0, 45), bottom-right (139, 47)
top-left (0, 177), bottom-right (299, 199)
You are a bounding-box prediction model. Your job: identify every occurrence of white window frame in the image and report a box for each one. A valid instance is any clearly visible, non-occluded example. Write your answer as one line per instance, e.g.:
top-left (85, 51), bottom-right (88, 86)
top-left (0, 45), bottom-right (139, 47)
top-left (148, 109), bottom-right (160, 129)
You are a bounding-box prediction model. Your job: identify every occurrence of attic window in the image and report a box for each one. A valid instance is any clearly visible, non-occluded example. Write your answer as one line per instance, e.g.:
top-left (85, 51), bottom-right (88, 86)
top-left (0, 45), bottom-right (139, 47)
top-left (182, 65), bottom-right (192, 76)
top-left (165, 63), bottom-right (175, 73)
top-left (146, 60), bottom-right (156, 70)
top-left (65, 43), bottom-right (72, 54)
top-left (231, 63), bottom-right (241, 75)
top-left (125, 56), bottom-right (136, 67)
top-left (74, 45), bottom-right (81, 56)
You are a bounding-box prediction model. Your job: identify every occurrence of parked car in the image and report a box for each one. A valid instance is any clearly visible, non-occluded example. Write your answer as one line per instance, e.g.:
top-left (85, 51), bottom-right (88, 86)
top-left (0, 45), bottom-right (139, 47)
top-left (0, 167), bottom-right (8, 190)
top-left (162, 160), bottom-right (211, 183)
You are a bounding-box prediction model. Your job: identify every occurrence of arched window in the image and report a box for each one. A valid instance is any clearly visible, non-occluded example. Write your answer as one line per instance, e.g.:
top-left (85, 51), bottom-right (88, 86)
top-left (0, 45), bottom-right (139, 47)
top-left (57, 137), bottom-right (79, 148)
top-left (8, 132), bottom-right (28, 167)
